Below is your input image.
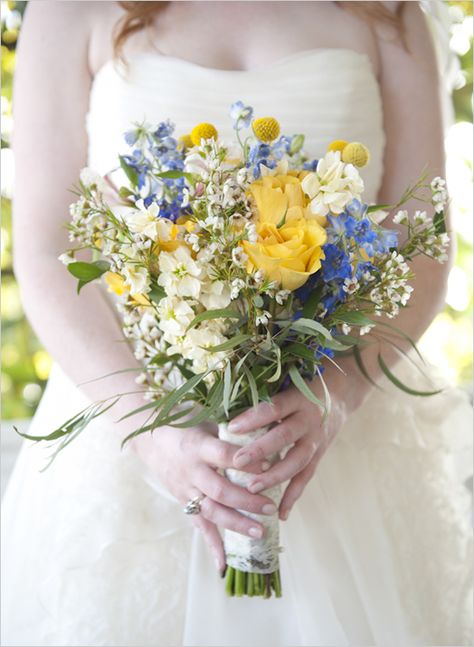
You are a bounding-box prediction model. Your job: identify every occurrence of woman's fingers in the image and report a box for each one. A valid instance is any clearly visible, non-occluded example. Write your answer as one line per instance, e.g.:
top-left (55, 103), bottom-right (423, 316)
top-left (245, 438), bottom-right (318, 493)
top-left (278, 449), bottom-right (323, 520)
top-left (199, 496), bottom-right (266, 539)
top-left (198, 435), bottom-right (268, 474)
top-left (227, 390), bottom-right (295, 435)
top-left (232, 414), bottom-right (305, 469)
top-left (194, 464), bottom-right (278, 517)
top-left (191, 516), bottom-right (225, 573)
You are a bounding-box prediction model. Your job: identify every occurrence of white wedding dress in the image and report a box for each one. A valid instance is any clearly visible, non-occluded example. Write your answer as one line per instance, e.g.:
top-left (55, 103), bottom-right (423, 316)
top-left (2, 49), bottom-right (473, 647)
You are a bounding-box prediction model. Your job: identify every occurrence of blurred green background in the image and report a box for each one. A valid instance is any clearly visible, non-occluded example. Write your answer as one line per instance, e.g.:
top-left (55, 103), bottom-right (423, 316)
top-left (1, 1), bottom-right (473, 420)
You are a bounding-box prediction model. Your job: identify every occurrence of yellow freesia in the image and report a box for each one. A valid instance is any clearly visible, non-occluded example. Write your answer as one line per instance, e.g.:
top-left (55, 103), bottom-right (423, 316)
top-left (243, 175), bottom-right (327, 290)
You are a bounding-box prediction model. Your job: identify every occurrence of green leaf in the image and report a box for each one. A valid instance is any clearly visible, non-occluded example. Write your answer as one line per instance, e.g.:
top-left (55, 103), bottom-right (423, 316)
top-left (205, 334), bottom-right (251, 353)
top-left (332, 311), bottom-right (374, 326)
top-left (155, 170), bottom-right (194, 182)
top-left (353, 346), bottom-right (380, 388)
top-left (301, 285), bottom-right (323, 319)
top-left (187, 308), bottom-right (241, 331)
top-left (367, 203), bottom-right (392, 214)
top-left (433, 209), bottom-right (447, 234)
top-left (267, 345), bottom-right (282, 384)
top-left (283, 342), bottom-right (316, 361)
top-left (376, 321), bottom-right (424, 364)
top-left (377, 353), bottom-right (443, 396)
top-left (148, 284), bottom-right (166, 304)
top-left (289, 365), bottom-right (324, 411)
top-left (253, 295), bottom-right (264, 308)
top-left (68, 260), bottom-right (110, 293)
top-left (243, 365), bottom-right (259, 409)
top-left (119, 155), bottom-right (139, 186)
top-left (290, 318), bottom-right (333, 341)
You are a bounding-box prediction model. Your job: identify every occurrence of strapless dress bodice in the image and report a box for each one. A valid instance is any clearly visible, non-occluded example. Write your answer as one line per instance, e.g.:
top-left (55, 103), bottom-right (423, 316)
top-left (86, 48), bottom-right (385, 202)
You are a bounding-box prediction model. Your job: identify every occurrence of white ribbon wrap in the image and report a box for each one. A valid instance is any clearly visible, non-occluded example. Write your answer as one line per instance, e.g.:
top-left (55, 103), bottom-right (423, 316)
top-left (218, 422), bottom-right (282, 574)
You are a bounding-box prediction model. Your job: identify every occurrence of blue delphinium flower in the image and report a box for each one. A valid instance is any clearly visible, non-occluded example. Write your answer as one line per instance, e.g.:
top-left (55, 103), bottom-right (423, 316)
top-left (321, 244), bottom-right (353, 282)
top-left (154, 120), bottom-right (175, 139)
top-left (373, 227), bottom-right (398, 253)
top-left (345, 198), bottom-right (368, 219)
top-left (303, 159), bottom-right (319, 172)
top-left (230, 101), bottom-right (253, 129)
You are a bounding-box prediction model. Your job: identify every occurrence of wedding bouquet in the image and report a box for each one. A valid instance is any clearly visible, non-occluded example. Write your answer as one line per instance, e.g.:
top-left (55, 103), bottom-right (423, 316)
top-left (25, 102), bottom-right (449, 599)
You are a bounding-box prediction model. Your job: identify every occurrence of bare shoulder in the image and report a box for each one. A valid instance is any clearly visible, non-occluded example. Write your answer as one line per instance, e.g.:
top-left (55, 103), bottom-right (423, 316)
top-left (376, 2), bottom-right (439, 77)
top-left (19, 1), bottom-right (122, 76)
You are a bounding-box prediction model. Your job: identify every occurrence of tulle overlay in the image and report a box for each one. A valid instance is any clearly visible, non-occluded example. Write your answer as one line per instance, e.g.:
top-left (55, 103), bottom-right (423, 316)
top-left (2, 49), bottom-right (472, 646)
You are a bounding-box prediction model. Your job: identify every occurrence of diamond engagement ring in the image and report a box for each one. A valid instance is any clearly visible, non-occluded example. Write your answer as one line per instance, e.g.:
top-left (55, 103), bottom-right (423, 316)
top-left (183, 494), bottom-right (206, 515)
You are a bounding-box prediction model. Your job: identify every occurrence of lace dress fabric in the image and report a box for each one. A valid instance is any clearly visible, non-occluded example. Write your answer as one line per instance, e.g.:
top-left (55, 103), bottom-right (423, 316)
top-left (2, 49), bottom-right (472, 646)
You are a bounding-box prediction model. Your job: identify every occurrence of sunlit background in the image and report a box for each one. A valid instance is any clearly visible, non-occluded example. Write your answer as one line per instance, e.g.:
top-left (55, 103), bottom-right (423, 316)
top-left (1, 1), bottom-right (473, 423)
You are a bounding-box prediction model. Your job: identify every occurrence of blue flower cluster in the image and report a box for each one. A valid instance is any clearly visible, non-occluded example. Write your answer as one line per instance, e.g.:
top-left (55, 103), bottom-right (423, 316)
top-left (121, 121), bottom-right (188, 222)
top-left (295, 199), bottom-right (399, 316)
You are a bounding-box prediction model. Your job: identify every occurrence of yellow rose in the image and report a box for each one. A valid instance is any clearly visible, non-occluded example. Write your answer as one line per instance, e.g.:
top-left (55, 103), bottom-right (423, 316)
top-left (243, 175), bottom-right (327, 290)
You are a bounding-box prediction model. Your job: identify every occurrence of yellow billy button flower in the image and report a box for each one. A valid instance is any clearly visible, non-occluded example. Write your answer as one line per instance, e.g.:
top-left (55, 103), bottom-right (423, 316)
top-left (327, 139), bottom-right (348, 153)
top-left (190, 122), bottom-right (218, 146)
top-left (177, 134), bottom-right (193, 150)
top-left (342, 142), bottom-right (370, 168)
top-left (252, 117), bottom-right (281, 142)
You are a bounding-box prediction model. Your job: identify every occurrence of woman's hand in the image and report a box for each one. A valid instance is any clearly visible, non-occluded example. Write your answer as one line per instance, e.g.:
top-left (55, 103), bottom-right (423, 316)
top-left (130, 425), bottom-right (278, 573)
top-left (227, 376), bottom-right (362, 521)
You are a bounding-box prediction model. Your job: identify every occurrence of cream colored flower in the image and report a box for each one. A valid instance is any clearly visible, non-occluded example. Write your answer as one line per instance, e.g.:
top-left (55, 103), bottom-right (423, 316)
top-left (126, 199), bottom-right (160, 240)
top-left (123, 264), bottom-right (149, 294)
top-left (199, 280), bottom-right (232, 309)
top-left (157, 297), bottom-right (196, 343)
top-left (158, 246), bottom-right (203, 298)
top-left (301, 151), bottom-right (364, 217)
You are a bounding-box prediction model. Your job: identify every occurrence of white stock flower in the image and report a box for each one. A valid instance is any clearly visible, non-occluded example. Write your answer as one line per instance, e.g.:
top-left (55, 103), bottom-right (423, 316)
top-left (156, 296), bottom-right (196, 343)
top-left (200, 280), bottom-right (232, 309)
top-left (301, 151), bottom-right (363, 217)
top-left (126, 199), bottom-right (160, 240)
top-left (123, 264), bottom-right (149, 294)
top-left (158, 246), bottom-right (203, 298)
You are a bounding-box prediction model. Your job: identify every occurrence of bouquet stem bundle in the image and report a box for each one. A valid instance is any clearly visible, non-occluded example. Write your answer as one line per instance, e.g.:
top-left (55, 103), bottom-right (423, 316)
top-left (219, 422), bottom-right (282, 598)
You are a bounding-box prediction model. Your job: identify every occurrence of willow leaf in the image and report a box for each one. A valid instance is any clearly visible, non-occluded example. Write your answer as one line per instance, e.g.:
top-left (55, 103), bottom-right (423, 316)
top-left (290, 318), bottom-right (333, 340)
top-left (377, 354), bottom-right (443, 396)
top-left (243, 365), bottom-right (259, 409)
top-left (289, 365), bottom-right (324, 410)
top-left (353, 346), bottom-right (380, 388)
top-left (187, 308), bottom-right (241, 331)
top-left (206, 334), bottom-right (251, 353)
top-left (333, 312), bottom-right (374, 326)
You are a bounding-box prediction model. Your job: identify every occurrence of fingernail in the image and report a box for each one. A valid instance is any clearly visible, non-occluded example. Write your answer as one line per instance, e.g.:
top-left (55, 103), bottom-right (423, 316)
top-left (228, 420), bottom-right (242, 433)
top-left (280, 509), bottom-right (289, 521)
top-left (220, 565), bottom-right (227, 578)
top-left (234, 453), bottom-right (251, 469)
top-left (262, 503), bottom-right (277, 515)
top-left (248, 481), bottom-right (264, 494)
top-left (261, 461), bottom-right (271, 471)
top-left (248, 526), bottom-right (263, 538)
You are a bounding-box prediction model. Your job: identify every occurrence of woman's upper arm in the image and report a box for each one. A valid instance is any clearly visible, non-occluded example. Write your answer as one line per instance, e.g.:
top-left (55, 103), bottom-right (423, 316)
top-left (13, 1), bottom-right (92, 275)
top-left (376, 1), bottom-right (445, 207)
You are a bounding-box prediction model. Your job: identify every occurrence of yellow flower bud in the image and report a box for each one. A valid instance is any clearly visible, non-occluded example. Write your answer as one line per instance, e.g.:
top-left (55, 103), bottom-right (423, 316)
top-left (178, 134), bottom-right (193, 150)
top-left (327, 139), bottom-right (348, 153)
top-left (342, 142), bottom-right (370, 168)
top-left (190, 123), bottom-right (218, 146)
top-left (252, 117), bottom-right (281, 142)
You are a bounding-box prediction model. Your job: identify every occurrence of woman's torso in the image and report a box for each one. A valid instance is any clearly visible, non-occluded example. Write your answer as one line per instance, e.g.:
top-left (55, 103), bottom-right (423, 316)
top-left (86, 2), bottom-right (387, 200)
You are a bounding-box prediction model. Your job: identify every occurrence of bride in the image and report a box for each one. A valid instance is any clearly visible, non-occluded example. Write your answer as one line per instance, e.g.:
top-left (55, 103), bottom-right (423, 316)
top-left (2, 1), bottom-right (472, 645)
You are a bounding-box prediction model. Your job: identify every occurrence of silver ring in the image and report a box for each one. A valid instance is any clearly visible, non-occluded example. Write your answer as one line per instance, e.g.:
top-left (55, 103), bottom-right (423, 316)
top-left (183, 494), bottom-right (206, 515)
